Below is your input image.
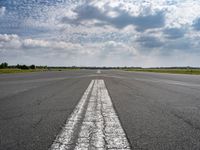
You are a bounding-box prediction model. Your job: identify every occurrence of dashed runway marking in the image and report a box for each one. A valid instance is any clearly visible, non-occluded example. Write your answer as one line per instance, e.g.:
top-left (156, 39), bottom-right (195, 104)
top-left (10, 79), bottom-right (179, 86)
top-left (50, 80), bottom-right (130, 150)
top-left (97, 70), bottom-right (101, 74)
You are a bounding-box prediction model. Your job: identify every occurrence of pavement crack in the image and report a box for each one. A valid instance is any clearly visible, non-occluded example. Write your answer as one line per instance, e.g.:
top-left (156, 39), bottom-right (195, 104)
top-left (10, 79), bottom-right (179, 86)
top-left (100, 88), bottom-right (108, 150)
top-left (32, 110), bottom-right (51, 129)
top-left (50, 80), bottom-right (130, 150)
top-left (33, 79), bottom-right (81, 106)
top-left (170, 111), bottom-right (200, 131)
top-left (32, 116), bottom-right (43, 129)
top-left (0, 113), bottom-right (24, 121)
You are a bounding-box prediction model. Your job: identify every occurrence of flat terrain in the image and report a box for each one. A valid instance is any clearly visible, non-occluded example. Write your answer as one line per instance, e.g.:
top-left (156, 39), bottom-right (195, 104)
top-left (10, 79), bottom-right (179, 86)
top-left (125, 68), bottom-right (200, 75)
top-left (0, 69), bottom-right (47, 74)
top-left (0, 68), bottom-right (79, 74)
top-left (1, 70), bottom-right (200, 149)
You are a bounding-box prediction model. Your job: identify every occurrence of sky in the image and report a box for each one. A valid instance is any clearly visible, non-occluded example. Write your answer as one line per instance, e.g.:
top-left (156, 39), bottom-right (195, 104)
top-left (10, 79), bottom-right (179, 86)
top-left (0, 0), bottom-right (200, 67)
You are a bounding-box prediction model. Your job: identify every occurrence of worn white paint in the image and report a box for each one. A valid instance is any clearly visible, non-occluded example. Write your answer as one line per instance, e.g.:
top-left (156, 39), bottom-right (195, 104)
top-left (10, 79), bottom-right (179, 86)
top-left (50, 80), bottom-right (94, 150)
top-left (97, 70), bottom-right (101, 74)
top-left (50, 79), bottom-right (130, 150)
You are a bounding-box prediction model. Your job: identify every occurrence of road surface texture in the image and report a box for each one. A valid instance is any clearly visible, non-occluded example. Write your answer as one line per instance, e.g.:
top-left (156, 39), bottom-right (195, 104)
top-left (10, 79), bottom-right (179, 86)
top-left (1, 70), bottom-right (200, 150)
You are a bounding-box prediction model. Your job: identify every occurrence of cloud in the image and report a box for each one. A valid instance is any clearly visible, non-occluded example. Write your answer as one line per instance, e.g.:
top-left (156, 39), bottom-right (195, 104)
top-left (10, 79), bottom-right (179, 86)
top-left (165, 0), bottom-right (200, 28)
top-left (23, 39), bottom-right (82, 50)
top-left (100, 41), bottom-right (137, 57)
top-left (61, 3), bottom-right (165, 31)
top-left (164, 38), bottom-right (193, 51)
top-left (163, 28), bottom-right (185, 39)
top-left (0, 6), bottom-right (6, 17)
top-left (0, 34), bottom-right (21, 49)
top-left (0, 34), bottom-right (82, 51)
top-left (109, 9), bottom-right (165, 31)
top-left (23, 39), bottom-right (50, 48)
top-left (193, 18), bottom-right (200, 31)
top-left (136, 36), bottom-right (164, 48)
top-left (1, 0), bottom-right (200, 67)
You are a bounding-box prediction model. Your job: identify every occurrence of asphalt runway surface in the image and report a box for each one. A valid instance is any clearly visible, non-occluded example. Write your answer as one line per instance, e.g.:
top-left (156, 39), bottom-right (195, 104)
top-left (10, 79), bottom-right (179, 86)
top-left (1, 70), bottom-right (200, 150)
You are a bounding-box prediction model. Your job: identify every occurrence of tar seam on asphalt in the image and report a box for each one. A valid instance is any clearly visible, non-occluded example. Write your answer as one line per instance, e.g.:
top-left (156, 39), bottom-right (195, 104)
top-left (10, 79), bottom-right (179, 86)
top-left (50, 79), bottom-right (131, 150)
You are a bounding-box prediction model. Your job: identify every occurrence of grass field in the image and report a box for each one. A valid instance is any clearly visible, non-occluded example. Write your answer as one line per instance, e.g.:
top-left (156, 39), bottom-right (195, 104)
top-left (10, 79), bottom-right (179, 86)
top-left (0, 68), bottom-right (79, 74)
top-left (0, 69), bottom-right (48, 74)
top-left (1, 68), bottom-right (200, 75)
top-left (124, 68), bottom-right (200, 75)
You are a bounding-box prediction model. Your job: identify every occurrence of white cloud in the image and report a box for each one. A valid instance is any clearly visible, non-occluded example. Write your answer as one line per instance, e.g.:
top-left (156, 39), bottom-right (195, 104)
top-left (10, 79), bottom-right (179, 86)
top-left (165, 0), bottom-right (200, 27)
top-left (0, 34), bottom-right (83, 51)
top-left (23, 39), bottom-right (49, 48)
top-left (0, 6), bottom-right (6, 17)
top-left (1, 0), bottom-right (200, 67)
top-left (22, 39), bottom-right (84, 52)
top-left (0, 34), bottom-right (21, 49)
top-left (102, 41), bottom-right (138, 56)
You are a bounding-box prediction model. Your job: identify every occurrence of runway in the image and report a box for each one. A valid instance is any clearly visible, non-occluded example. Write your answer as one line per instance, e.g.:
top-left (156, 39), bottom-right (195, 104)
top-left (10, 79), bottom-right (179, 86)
top-left (1, 70), bottom-right (200, 149)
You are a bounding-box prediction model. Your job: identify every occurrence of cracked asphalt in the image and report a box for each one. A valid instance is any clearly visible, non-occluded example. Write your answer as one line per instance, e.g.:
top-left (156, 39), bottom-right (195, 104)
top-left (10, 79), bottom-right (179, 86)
top-left (50, 80), bottom-right (130, 150)
top-left (1, 70), bottom-right (200, 150)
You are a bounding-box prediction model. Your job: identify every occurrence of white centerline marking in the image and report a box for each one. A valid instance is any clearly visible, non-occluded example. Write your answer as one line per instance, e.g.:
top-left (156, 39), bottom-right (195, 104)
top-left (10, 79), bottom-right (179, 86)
top-left (97, 70), bottom-right (101, 74)
top-left (50, 80), bottom-right (94, 150)
top-left (50, 79), bottom-right (130, 150)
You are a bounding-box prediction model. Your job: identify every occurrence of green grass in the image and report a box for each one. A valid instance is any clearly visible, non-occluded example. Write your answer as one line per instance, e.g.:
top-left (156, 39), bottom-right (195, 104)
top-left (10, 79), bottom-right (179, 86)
top-left (47, 68), bottom-right (80, 71)
top-left (124, 68), bottom-right (200, 75)
top-left (0, 68), bottom-right (80, 74)
top-left (0, 69), bottom-right (48, 74)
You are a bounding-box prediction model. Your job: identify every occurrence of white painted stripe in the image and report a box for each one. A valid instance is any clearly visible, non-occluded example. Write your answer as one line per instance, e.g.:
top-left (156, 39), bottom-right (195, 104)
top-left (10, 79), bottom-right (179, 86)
top-left (75, 80), bottom-right (130, 149)
top-left (97, 70), bottom-right (101, 74)
top-left (50, 79), bottom-right (130, 150)
top-left (50, 80), bottom-right (94, 150)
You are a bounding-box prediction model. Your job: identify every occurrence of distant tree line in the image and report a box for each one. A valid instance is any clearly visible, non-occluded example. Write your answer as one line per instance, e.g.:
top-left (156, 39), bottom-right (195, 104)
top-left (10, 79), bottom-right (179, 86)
top-left (0, 62), bottom-right (200, 70)
top-left (0, 62), bottom-right (36, 69)
top-left (16, 64), bottom-right (36, 69)
top-left (0, 62), bottom-right (8, 69)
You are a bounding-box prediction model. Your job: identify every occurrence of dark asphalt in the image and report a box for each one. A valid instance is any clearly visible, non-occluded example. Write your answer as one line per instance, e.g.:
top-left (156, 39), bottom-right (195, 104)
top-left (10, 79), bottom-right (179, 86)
top-left (1, 70), bottom-right (200, 150)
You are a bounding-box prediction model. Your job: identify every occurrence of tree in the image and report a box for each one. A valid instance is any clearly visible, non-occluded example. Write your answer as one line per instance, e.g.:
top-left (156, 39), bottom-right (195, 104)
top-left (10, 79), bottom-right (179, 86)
top-left (21, 65), bottom-right (29, 70)
top-left (30, 65), bottom-right (36, 69)
top-left (0, 62), bottom-right (8, 69)
top-left (16, 64), bottom-right (21, 69)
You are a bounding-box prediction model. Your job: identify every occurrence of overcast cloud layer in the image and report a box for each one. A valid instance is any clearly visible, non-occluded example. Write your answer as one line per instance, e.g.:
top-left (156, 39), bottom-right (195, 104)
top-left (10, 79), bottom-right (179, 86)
top-left (0, 0), bottom-right (200, 67)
